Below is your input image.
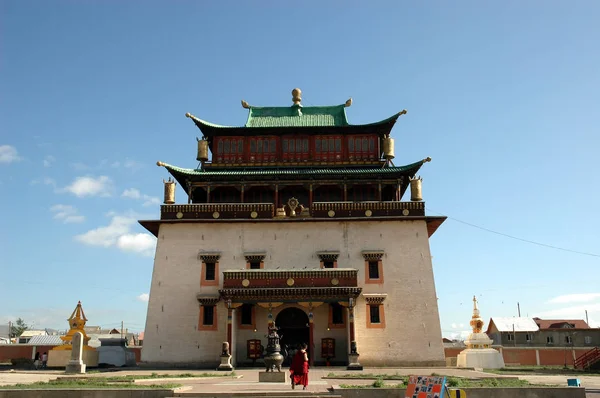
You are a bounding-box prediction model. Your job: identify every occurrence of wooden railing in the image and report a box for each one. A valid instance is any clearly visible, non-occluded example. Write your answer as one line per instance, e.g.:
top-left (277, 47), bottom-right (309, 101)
top-left (161, 203), bottom-right (274, 220)
top-left (161, 201), bottom-right (424, 220)
top-left (311, 201), bottom-right (425, 217)
top-left (574, 346), bottom-right (600, 369)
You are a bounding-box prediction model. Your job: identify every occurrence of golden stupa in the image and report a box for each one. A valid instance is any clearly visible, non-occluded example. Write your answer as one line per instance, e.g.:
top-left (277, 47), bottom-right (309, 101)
top-left (54, 301), bottom-right (94, 351)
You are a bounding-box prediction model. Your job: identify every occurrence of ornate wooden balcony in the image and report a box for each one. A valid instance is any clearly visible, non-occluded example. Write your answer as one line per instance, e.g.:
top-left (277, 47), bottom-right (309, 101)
top-left (218, 269), bottom-right (361, 303)
top-left (222, 269), bottom-right (358, 289)
top-left (161, 203), bottom-right (274, 220)
top-left (160, 201), bottom-right (424, 220)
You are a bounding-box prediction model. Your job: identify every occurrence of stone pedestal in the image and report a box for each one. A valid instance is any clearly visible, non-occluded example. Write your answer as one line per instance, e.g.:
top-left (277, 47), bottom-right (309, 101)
top-left (48, 349), bottom-right (98, 368)
top-left (457, 347), bottom-right (505, 369)
top-left (65, 361), bottom-right (86, 374)
top-left (347, 353), bottom-right (363, 370)
top-left (259, 371), bottom-right (288, 383)
top-left (65, 332), bottom-right (86, 374)
top-left (217, 354), bottom-right (233, 371)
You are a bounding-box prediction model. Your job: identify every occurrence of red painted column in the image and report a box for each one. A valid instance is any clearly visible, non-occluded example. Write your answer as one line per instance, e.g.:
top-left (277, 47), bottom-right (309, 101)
top-left (309, 308), bottom-right (314, 367)
top-left (227, 307), bottom-right (233, 351)
top-left (349, 306), bottom-right (355, 343)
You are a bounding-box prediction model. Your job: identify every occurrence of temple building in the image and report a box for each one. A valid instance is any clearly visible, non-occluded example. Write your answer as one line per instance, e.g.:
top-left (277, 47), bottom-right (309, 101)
top-left (140, 89), bottom-right (446, 367)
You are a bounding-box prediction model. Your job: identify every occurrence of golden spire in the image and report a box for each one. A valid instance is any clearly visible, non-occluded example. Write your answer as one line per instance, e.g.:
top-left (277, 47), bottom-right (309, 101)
top-left (55, 301), bottom-right (93, 350)
top-left (470, 295), bottom-right (484, 333)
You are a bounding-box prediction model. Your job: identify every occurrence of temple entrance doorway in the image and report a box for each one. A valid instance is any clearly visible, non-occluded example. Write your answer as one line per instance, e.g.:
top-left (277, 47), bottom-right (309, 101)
top-left (275, 307), bottom-right (310, 366)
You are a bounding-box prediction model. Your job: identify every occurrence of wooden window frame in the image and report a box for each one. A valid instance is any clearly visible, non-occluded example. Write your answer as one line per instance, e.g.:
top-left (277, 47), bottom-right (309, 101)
top-left (201, 261), bottom-right (219, 286)
top-left (328, 303), bottom-right (346, 329)
top-left (244, 253), bottom-right (266, 270)
top-left (364, 259), bottom-right (384, 284)
top-left (366, 304), bottom-right (386, 329)
top-left (317, 251), bottom-right (339, 269)
top-left (238, 304), bottom-right (256, 330)
top-left (199, 253), bottom-right (221, 287)
top-left (198, 305), bottom-right (218, 331)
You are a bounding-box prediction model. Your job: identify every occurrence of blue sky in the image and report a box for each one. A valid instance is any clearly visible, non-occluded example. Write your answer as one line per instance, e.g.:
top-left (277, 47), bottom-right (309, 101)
top-left (1, 1), bottom-right (599, 337)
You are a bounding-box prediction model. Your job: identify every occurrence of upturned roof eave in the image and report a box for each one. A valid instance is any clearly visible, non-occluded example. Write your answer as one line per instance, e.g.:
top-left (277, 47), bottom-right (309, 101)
top-left (186, 110), bottom-right (405, 137)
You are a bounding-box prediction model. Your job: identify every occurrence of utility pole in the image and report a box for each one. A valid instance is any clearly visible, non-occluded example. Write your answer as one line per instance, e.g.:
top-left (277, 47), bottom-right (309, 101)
top-left (121, 321), bottom-right (124, 338)
top-left (585, 310), bottom-right (589, 326)
top-left (517, 302), bottom-right (521, 317)
top-left (8, 321), bottom-right (12, 344)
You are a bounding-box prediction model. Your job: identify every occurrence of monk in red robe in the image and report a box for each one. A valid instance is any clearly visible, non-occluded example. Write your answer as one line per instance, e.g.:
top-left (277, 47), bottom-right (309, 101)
top-left (289, 343), bottom-right (309, 390)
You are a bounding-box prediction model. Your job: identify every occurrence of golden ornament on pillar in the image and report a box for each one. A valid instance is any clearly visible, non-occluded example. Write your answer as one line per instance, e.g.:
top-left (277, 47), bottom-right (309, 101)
top-left (382, 137), bottom-right (395, 160)
top-left (409, 176), bottom-right (423, 201)
top-left (163, 178), bottom-right (176, 204)
top-left (196, 138), bottom-right (209, 162)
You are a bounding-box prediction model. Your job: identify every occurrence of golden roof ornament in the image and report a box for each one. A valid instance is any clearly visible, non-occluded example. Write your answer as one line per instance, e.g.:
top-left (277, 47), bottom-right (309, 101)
top-left (292, 88), bottom-right (302, 106)
top-left (241, 100), bottom-right (250, 109)
top-left (345, 98), bottom-right (353, 107)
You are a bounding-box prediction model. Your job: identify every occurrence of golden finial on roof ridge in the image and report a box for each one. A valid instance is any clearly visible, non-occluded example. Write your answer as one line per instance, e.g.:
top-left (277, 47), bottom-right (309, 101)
top-left (345, 98), bottom-right (353, 107)
top-left (241, 100), bottom-right (250, 109)
top-left (292, 88), bottom-right (302, 106)
top-left (424, 157), bottom-right (432, 163)
top-left (400, 109), bottom-right (408, 116)
top-left (156, 161), bottom-right (165, 167)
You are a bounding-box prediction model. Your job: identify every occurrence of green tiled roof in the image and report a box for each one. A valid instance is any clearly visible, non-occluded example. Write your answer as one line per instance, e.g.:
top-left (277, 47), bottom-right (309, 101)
top-left (157, 159), bottom-right (428, 178)
top-left (245, 105), bottom-right (348, 128)
top-left (186, 108), bottom-right (406, 131)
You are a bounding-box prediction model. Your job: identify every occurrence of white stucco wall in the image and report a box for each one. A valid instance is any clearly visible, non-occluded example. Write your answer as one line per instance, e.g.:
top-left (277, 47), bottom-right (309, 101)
top-left (141, 219), bottom-right (444, 366)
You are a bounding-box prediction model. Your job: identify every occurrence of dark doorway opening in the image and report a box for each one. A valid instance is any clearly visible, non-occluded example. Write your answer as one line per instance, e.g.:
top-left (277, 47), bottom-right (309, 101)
top-left (275, 307), bottom-right (310, 366)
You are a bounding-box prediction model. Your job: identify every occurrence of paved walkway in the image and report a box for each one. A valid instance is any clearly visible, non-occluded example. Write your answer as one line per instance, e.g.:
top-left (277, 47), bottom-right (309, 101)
top-left (2, 367), bottom-right (599, 396)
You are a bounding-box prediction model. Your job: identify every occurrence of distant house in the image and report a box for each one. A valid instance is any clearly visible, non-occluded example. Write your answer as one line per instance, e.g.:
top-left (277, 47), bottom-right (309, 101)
top-left (138, 332), bottom-right (144, 346)
top-left (18, 330), bottom-right (47, 344)
top-left (486, 317), bottom-right (539, 346)
top-left (487, 317), bottom-right (599, 347)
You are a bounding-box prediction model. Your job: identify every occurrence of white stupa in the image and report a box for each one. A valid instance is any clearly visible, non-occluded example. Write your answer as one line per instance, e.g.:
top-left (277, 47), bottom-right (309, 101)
top-left (457, 296), bottom-right (505, 369)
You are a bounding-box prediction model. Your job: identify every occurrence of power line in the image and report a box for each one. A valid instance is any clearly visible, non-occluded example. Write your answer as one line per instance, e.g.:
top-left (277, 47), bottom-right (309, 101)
top-left (426, 207), bottom-right (600, 258)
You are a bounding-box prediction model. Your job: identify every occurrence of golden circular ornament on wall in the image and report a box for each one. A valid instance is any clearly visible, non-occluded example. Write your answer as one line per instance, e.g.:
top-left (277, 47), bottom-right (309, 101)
top-left (242, 279), bottom-right (250, 287)
top-left (250, 211), bottom-right (258, 219)
top-left (402, 209), bottom-right (410, 216)
top-left (365, 210), bottom-right (372, 217)
top-left (213, 211), bottom-right (220, 219)
top-left (176, 212), bottom-right (183, 219)
top-left (286, 278), bottom-right (295, 286)
top-left (328, 210), bottom-right (335, 217)
top-left (331, 278), bottom-right (339, 286)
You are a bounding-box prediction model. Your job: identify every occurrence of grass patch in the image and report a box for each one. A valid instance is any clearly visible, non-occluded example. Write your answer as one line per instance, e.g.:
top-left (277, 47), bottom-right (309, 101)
top-left (103, 372), bottom-right (231, 381)
top-left (0, 378), bottom-right (181, 390)
top-left (485, 366), bottom-right (600, 376)
top-left (327, 372), bottom-right (406, 381)
top-left (338, 376), bottom-right (545, 389)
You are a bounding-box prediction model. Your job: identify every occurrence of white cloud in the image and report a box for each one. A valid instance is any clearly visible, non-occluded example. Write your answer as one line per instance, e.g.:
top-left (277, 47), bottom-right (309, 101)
top-left (535, 302), bottom-right (600, 322)
top-left (445, 330), bottom-right (472, 341)
top-left (122, 188), bottom-right (160, 207)
top-left (0, 145), bottom-right (21, 163)
top-left (74, 214), bottom-right (156, 256)
top-left (117, 233), bottom-right (156, 255)
top-left (122, 188), bottom-right (141, 199)
top-left (548, 293), bottom-right (600, 304)
top-left (136, 293), bottom-right (149, 303)
top-left (63, 176), bottom-right (113, 197)
top-left (451, 323), bottom-right (457, 329)
top-left (50, 204), bottom-right (85, 223)
top-left (30, 177), bottom-right (57, 188)
top-left (123, 159), bottom-right (144, 171)
top-left (43, 155), bottom-right (56, 168)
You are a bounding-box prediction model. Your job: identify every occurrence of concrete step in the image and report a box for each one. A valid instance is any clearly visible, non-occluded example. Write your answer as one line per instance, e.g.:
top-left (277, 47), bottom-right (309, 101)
top-left (173, 393), bottom-right (340, 398)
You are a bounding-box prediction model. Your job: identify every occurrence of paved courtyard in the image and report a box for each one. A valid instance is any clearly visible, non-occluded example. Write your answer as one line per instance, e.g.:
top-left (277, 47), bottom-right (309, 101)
top-left (1, 367), bottom-right (599, 396)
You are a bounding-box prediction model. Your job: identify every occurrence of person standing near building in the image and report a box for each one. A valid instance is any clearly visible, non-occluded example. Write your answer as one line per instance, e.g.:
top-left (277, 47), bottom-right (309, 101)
top-left (33, 352), bottom-right (40, 370)
top-left (290, 343), bottom-right (309, 390)
top-left (41, 352), bottom-right (48, 369)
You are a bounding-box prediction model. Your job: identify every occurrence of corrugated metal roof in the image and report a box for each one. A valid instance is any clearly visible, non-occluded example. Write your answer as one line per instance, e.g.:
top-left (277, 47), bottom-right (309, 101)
top-left (19, 330), bottom-right (47, 338)
top-left (489, 317), bottom-right (540, 332)
top-left (246, 105), bottom-right (348, 127)
top-left (26, 335), bottom-right (63, 346)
